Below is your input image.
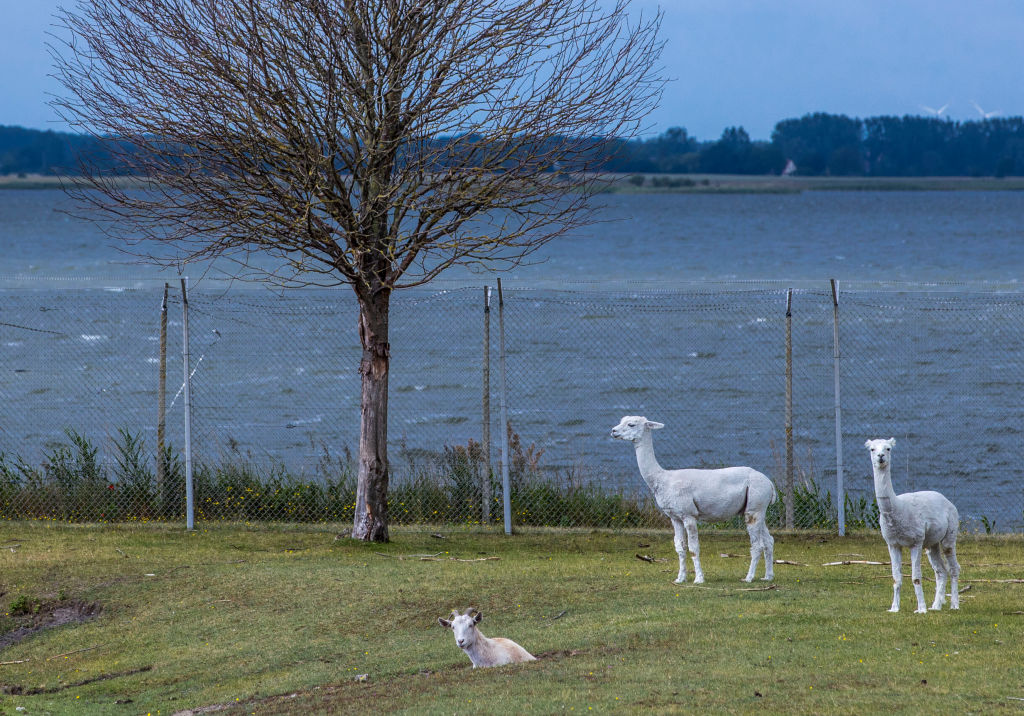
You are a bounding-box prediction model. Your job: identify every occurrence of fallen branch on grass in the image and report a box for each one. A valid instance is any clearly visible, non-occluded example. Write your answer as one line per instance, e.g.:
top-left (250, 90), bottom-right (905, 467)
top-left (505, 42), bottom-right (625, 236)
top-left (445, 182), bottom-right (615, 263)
top-left (719, 553), bottom-right (804, 566)
top-left (421, 556), bottom-right (500, 563)
top-left (373, 552), bottom-right (443, 560)
top-left (736, 584), bottom-right (778, 592)
top-left (963, 578), bottom-right (1024, 584)
top-left (635, 554), bottom-right (666, 563)
top-left (822, 560), bottom-right (888, 566)
top-left (46, 644), bottom-right (101, 661)
top-left (0, 659), bottom-right (30, 666)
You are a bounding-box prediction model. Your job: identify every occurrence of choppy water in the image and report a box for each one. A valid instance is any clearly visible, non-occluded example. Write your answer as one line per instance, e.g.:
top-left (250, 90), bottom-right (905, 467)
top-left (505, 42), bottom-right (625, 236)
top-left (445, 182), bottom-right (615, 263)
top-left (1, 190), bottom-right (1022, 527)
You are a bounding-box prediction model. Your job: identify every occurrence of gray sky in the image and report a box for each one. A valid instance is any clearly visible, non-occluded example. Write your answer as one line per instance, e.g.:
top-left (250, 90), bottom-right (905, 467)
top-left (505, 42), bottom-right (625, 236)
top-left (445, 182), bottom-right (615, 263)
top-left (3, 0), bottom-right (1023, 140)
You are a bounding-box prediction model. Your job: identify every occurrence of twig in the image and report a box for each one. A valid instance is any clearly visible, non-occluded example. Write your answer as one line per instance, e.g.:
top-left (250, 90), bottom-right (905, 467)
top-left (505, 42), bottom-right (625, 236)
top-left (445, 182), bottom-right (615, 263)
top-left (966, 563), bottom-right (1024, 568)
top-left (774, 560), bottom-right (808, 566)
top-left (441, 556), bottom-right (501, 563)
top-left (635, 554), bottom-right (665, 563)
top-left (552, 610), bottom-right (568, 620)
top-left (0, 659), bottom-right (30, 666)
top-left (964, 578), bottom-right (1024, 584)
top-left (822, 560), bottom-right (888, 566)
top-left (719, 553), bottom-right (742, 558)
top-left (374, 552), bottom-right (444, 560)
top-left (736, 584), bottom-right (778, 592)
top-left (115, 548), bottom-right (128, 558)
top-left (0, 543), bottom-right (21, 550)
top-left (959, 584), bottom-right (973, 594)
top-left (431, 533), bottom-right (446, 539)
top-left (47, 644), bottom-right (101, 661)
top-left (1002, 610), bottom-right (1023, 615)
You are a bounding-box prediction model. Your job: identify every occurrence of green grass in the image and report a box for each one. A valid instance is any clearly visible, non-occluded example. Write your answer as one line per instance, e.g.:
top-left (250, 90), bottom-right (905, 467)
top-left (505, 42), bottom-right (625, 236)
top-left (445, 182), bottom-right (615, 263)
top-left (0, 524), bottom-right (1022, 715)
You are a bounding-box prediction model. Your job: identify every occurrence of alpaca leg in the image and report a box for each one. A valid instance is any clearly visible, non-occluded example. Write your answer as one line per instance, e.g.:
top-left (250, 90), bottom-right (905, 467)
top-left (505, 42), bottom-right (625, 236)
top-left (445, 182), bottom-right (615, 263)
top-left (742, 512), bottom-right (762, 582)
top-left (760, 521), bottom-right (775, 581)
top-left (926, 545), bottom-right (947, 610)
top-left (910, 544), bottom-right (927, 614)
top-left (946, 543), bottom-right (961, 610)
top-left (683, 515), bottom-right (704, 584)
top-left (887, 544), bottom-right (902, 612)
top-left (670, 518), bottom-right (688, 584)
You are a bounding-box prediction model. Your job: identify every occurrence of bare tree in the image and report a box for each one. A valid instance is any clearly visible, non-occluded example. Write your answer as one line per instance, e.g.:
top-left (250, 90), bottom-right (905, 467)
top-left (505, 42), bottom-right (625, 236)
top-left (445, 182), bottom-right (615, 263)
top-left (50, 0), bottom-right (664, 541)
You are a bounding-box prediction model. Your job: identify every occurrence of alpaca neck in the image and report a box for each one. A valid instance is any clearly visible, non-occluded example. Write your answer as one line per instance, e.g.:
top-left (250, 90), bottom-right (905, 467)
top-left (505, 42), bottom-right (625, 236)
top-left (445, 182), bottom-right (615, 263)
top-left (872, 463), bottom-right (897, 513)
top-left (633, 431), bottom-right (667, 494)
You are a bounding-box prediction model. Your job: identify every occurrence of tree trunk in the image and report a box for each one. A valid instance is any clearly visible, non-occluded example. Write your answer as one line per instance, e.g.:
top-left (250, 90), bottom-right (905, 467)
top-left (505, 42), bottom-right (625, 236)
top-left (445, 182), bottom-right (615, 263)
top-left (351, 287), bottom-right (392, 542)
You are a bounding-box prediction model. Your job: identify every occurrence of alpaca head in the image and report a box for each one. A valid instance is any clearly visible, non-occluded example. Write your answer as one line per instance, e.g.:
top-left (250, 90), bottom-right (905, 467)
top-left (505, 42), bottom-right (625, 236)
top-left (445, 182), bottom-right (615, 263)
top-left (864, 438), bottom-right (896, 470)
top-left (438, 608), bottom-right (482, 649)
top-left (611, 416), bottom-right (664, 443)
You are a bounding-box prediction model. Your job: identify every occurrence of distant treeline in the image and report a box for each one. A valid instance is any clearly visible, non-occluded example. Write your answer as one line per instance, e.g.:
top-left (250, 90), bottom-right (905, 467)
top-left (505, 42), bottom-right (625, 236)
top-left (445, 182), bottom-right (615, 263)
top-left (5, 112), bottom-right (1024, 177)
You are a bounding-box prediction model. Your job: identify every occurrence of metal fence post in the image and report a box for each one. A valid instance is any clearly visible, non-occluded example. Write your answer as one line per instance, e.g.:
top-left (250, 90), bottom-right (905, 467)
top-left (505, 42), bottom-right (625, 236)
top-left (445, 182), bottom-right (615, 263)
top-left (497, 279), bottom-right (512, 534)
top-left (482, 285), bottom-right (492, 525)
top-left (157, 283), bottom-right (168, 517)
top-left (785, 288), bottom-right (794, 528)
top-left (180, 277), bottom-right (195, 531)
top-left (831, 279), bottom-right (845, 536)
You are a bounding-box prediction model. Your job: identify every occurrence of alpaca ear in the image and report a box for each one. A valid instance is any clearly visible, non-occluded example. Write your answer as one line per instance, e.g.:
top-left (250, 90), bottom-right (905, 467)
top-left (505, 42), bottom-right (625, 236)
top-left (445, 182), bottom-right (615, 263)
top-left (888, 437), bottom-right (896, 446)
top-left (439, 618), bottom-right (452, 629)
top-left (646, 421), bottom-right (665, 430)
top-left (864, 440), bottom-right (872, 448)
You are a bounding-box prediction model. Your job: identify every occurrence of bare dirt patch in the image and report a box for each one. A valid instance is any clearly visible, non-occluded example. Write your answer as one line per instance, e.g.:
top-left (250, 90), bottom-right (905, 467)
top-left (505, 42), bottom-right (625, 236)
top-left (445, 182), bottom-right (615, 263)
top-left (0, 600), bottom-right (101, 652)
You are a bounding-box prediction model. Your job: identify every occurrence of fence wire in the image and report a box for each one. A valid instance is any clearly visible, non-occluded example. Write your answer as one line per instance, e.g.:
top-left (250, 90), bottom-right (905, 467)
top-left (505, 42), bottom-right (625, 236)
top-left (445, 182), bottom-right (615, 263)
top-left (1, 280), bottom-right (1021, 532)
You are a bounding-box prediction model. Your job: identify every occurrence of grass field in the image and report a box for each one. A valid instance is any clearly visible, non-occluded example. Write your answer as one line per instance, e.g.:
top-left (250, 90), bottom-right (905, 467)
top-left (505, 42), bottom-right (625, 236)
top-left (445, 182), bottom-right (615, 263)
top-left (0, 523), bottom-right (1022, 715)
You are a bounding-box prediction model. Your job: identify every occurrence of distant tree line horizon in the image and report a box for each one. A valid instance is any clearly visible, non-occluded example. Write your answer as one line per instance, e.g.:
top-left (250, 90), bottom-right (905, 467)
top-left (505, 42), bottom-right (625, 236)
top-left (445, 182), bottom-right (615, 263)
top-left (5, 112), bottom-right (1024, 178)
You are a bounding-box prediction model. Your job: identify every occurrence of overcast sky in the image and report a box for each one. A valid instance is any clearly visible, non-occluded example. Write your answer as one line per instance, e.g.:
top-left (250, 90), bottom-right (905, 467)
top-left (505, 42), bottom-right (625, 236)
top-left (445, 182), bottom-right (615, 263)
top-left (3, 1), bottom-right (1023, 141)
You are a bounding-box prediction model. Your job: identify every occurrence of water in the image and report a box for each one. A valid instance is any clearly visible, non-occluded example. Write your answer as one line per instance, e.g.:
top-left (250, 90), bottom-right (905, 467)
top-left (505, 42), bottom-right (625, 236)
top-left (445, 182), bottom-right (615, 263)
top-left (1, 189), bottom-right (1023, 526)
top-left (3, 189), bottom-right (1024, 282)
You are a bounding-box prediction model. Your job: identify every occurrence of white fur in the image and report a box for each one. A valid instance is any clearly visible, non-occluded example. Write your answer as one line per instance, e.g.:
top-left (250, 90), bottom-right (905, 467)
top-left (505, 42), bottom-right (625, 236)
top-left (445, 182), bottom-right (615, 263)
top-left (611, 416), bottom-right (777, 584)
top-left (865, 438), bottom-right (961, 613)
top-left (438, 608), bottom-right (536, 668)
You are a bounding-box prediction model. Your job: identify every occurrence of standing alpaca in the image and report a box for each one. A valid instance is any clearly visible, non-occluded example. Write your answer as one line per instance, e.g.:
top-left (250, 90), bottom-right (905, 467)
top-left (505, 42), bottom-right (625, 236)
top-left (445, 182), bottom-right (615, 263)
top-left (611, 416), bottom-right (776, 583)
top-left (865, 438), bottom-right (961, 613)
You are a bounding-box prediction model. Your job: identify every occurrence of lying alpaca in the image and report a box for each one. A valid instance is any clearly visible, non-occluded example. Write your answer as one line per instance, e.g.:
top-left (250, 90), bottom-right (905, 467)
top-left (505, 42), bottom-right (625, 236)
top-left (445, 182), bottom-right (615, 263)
top-left (438, 608), bottom-right (536, 668)
top-left (865, 438), bottom-right (961, 613)
top-left (611, 416), bottom-right (776, 583)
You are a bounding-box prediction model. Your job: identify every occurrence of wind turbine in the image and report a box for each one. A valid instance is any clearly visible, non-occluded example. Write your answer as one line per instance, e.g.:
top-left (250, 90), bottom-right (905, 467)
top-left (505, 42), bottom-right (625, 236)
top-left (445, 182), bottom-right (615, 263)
top-left (970, 100), bottom-right (1001, 119)
top-left (920, 102), bottom-right (951, 117)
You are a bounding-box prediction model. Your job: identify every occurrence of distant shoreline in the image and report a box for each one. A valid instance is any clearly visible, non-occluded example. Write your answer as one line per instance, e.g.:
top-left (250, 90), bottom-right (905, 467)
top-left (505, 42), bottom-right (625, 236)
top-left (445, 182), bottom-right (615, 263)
top-left (5, 172), bottom-right (1024, 193)
top-left (604, 173), bottom-right (1024, 193)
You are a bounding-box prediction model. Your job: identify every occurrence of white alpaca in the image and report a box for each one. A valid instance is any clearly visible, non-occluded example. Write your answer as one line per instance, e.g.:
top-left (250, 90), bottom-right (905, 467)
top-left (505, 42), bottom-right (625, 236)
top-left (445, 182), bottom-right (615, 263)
top-left (865, 438), bottom-right (961, 614)
top-left (438, 608), bottom-right (536, 668)
top-left (611, 416), bottom-right (776, 583)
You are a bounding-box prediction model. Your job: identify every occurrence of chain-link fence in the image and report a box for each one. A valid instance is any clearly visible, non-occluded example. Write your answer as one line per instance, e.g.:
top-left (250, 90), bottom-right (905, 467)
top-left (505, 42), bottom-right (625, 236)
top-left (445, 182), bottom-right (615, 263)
top-left (1, 279), bottom-right (1021, 532)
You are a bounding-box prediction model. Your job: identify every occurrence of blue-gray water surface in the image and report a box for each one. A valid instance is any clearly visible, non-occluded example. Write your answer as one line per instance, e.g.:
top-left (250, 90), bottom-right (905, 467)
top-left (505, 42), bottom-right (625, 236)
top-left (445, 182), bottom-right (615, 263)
top-left (1, 189), bottom-right (1022, 526)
